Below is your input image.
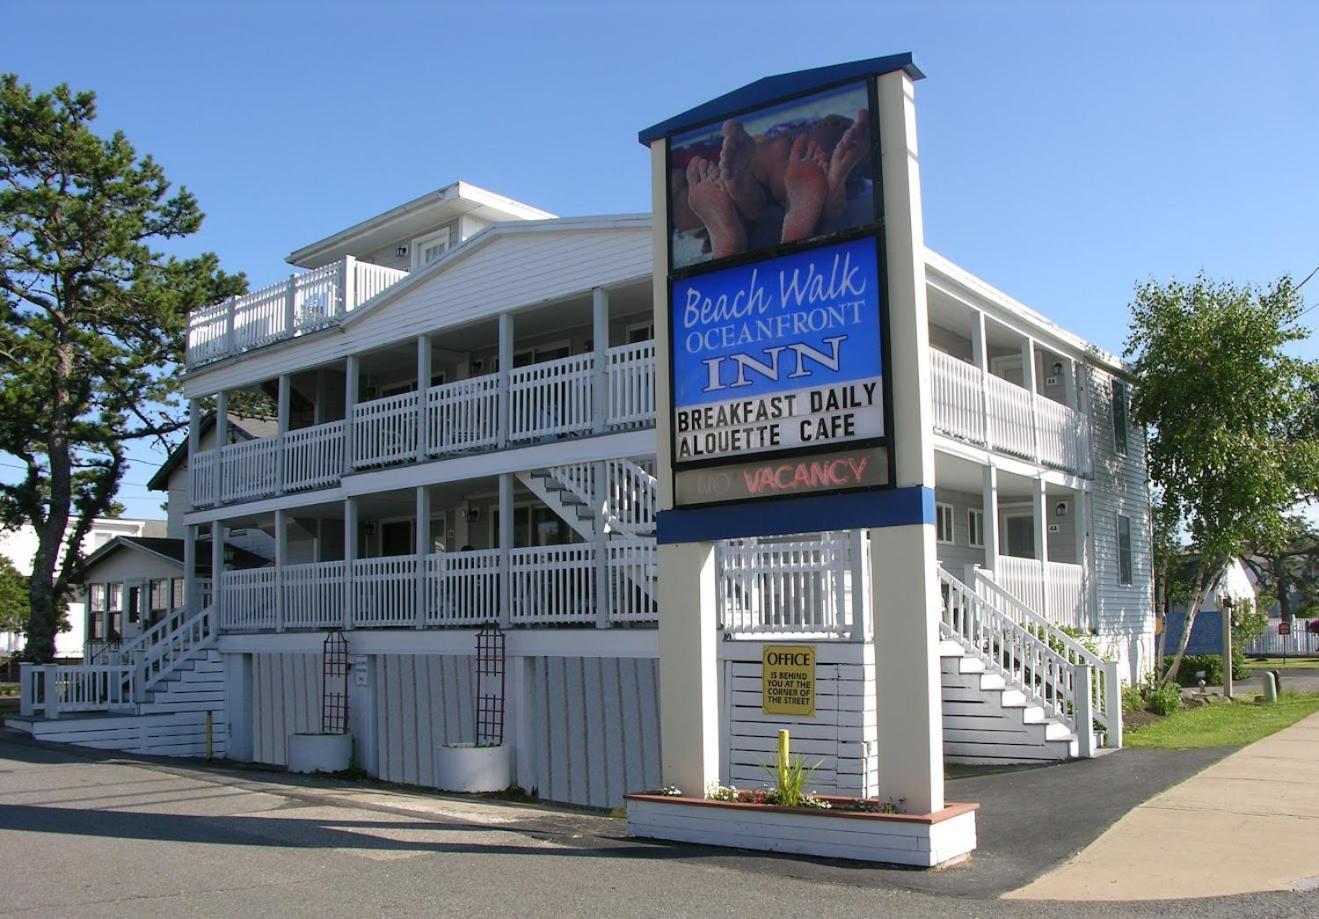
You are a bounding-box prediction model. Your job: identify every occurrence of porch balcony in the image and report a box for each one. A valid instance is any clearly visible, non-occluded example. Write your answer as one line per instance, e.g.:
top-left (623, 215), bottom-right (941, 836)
top-left (189, 341), bottom-right (656, 508)
top-left (931, 349), bottom-right (1092, 476)
top-left (185, 256), bottom-right (409, 368)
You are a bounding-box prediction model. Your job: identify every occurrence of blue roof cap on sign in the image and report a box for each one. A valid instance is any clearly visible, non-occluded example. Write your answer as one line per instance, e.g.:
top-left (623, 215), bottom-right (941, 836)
top-left (637, 52), bottom-right (924, 145)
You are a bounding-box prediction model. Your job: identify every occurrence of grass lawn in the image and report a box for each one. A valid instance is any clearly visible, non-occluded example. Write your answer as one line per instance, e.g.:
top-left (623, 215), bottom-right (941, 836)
top-left (1125, 692), bottom-right (1319, 749)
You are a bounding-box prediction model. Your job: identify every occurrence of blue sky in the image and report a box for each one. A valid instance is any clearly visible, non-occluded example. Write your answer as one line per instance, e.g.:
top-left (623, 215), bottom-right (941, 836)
top-left (3, 0), bottom-right (1317, 518)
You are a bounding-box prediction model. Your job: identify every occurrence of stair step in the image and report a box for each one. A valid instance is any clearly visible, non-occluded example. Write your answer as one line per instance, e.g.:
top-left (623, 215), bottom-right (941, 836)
top-left (937, 640), bottom-right (966, 657)
top-left (978, 673), bottom-right (1006, 691)
top-left (957, 657), bottom-right (985, 675)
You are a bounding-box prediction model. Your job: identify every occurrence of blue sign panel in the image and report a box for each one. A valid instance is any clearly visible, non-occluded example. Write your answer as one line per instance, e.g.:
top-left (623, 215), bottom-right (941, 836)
top-left (670, 237), bottom-right (884, 465)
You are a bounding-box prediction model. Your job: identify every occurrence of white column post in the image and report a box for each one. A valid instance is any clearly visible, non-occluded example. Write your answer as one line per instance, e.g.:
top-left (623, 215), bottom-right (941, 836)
top-left (1063, 356), bottom-right (1078, 411)
top-left (224, 298), bottom-right (236, 356)
top-left (343, 497), bottom-right (358, 630)
top-left (344, 355), bottom-right (359, 473)
top-left (1075, 665), bottom-right (1096, 757)
top-left (849, 529), bottom-right (871, 642)
top-left (415, 485), bottom-right (430, 629)
top-left (871, 69), bottom-right (943, 815)
top-left (187, 398), bottom-right (202, 465)
top-left (1073, 488), bottom-right (1090, 628)
top-left (1023, 337), bottom-right (1040, 462)
top-left (213, 391), bottom-right (228, 505)
top-left (416, 335), bottom-right (431, 462)
top-left (339, 254), bottom-right (356, 319)
top-left (498, 314), bottom-right (514, 448)
top-left (982, 464), bottom-right (1000, 574)
top-left (276, 374), bottom-right (291, 493)
top-left (211, 520), bottom-right (224, 635)
top-left (594, 460), bottom-right (610, 629)
top-left (971, 310), bottom-right (990, 446)
top-left (284, 272), bottom-right (298, 338)
top-left (183, 524), bottom-right (197, 613)
top-left (1034, 477), bottom-right (1050, 619)
top-left (274, 509), bottom-right (287, 633)
top-left (592, 287), bottom-right (610, 433)
top-left (498, 472), bottom-right (513, 629)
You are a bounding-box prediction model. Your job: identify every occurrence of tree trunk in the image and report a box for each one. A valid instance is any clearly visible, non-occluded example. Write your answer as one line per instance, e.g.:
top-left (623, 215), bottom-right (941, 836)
top-left (1274, 556), bottom-right (1291, 623)
top-left (1162, 564), bottom-right (1209, 686)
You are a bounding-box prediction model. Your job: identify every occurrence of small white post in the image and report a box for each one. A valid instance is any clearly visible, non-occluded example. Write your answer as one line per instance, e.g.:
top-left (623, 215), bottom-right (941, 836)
top-left (1023, 336), bottom-right (1040, 462)
top-left (344, 355), bottom-right (359, 473)
top-left (848, 529), bottom-right (870, 642)
top-left (274, 508), bottom-right (287, 633)
top-left (1222, 601), bottom-right (1234, 699)
top-left (344, 497), bottom-right (358, 630)
top-left (183, 524), bottom-right (197, 614)
top-left (498, 473), bottom-right (513, 629)
top-left (211, 520), bottom-right (224, 635)
top-left (224, 298), bottom-right (236, 356)
top-left (19, 663), bottom-right (34, 717)
top-left (971, 310), bottom-right (990, 446)
top-left (592, 287), bottom-right (610, 433)
top-left (594, 460), bottom-right (610, 629)
top-left (1075, 665), bottom-right (1096, 757)
top-left (276, 373), bottom-right (291, 493)
top-left (284, 273), bottom-right (298, 338)
top-left (416, 335), bottom-right (432, 462)
top-left (1103, 659), bottom-right (1123, 748)
top-left (46, 666), bottom-right (61, 719)
top-left (214, 391), bottom-right (228, 505)
top-left (982, 465), bottom-right (1000, 574)
top-left (415, 485), bottom-right (431, 629)
top-left (498, 313), bottom-right (513, 448)
top-left (339, 255), bottom-right (356, 318)
top-left (1034, 476), bottom-right (1050, 618)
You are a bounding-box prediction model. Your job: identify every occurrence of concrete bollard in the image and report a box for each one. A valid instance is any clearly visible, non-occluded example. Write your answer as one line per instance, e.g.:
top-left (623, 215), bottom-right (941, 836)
top-left (1262, 671), bottom-right (1278, 703)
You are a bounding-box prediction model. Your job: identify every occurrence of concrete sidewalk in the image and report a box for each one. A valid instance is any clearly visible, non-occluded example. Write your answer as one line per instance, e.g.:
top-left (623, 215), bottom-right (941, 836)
top-left (1007, 710), bottom-right (1319, 901)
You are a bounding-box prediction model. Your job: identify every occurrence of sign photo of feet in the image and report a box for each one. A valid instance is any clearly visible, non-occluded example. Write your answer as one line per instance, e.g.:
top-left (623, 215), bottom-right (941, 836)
top-left (667, 81), bottom-right (877, 271)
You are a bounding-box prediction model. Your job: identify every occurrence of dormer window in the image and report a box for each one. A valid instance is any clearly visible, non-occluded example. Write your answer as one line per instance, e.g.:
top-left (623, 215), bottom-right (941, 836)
top-left (411, 227), bottom-right (452, 271)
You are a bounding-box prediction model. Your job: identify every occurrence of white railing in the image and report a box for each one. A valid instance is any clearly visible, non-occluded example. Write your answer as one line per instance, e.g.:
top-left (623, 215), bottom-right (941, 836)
top-left (354, 556), bottom-right (417, 627)
top-left (353, 391), bottom-right (418, 468)
top-left (994, 556), bottom-right (1087, 628)
top-left (136, 606), bottom-right (214, 692)
top-left (509, 353), bottom-right (594, 441)
top-left (930, 350), bottom-right (985, 444)
top-left (510, 544), bottom-right (595, 625)
top-left (284, 561), bottom-right (345, 629)
top-left (1245, 620), bottom-right (1319, 657)
top-left (608, 538), bottom-right (657, 623)
top-left (962, 567), bottom-right (1120, 747)
top-left (427, 376), bottom-right (500, 454)
top-left (220, 437), bottom-right (279, 503)
top-left (607, 341), bottom-right (655, 429)
top-left (1037, 398), bottom-right (1090, 475)
top-left (997, 556), bottom-right (1046, 619)
top-left (986, 374), bottom-right (1035, 460)
top-left (285, 421), bottom-right (346, 491)
top-left (719, 532), bottom-right (856, 637)
top-left (191, 448), bottom-right (217, 507)
top-left (221, 568), bottom-right (277, 631)
top-left (185, 256), bottom-right (408, 367)
top-left (427, 550), bottom-right (501, 626)
top-left (605, 458), bottom-right (657, 536)
top-left (20, 663), bottom-right (136, 717)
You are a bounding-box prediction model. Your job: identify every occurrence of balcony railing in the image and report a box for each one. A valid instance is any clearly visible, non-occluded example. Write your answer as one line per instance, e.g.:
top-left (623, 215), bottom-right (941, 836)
top-left (186, 256), bottom-right (408, 368)
top-left (930, 350), bottom-right (1092, 476)
top-left (992, 555), bottom-right (1088, 630)
top-left (191, 343), bottom-right (656, 509)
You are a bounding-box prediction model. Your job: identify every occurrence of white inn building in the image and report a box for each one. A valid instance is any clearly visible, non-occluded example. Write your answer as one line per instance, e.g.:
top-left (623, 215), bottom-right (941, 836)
top-left (13, 144), bottom-right (1153, 806)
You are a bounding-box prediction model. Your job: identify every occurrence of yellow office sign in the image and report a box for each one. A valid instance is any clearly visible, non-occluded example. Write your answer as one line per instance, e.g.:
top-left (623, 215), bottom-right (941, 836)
top-left (762, 645), bottom-right (816, 716)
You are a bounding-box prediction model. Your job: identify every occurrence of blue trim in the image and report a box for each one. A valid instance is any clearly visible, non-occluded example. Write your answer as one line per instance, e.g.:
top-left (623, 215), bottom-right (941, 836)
top-left (638, 53), bottom-right (923, 145)
top-left (657, 486), bottom-right (934, 544)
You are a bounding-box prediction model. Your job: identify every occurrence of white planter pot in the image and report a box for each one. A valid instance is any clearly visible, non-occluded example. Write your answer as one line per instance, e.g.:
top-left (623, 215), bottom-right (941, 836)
top-left (287, 732), bottom-right (352, 774)
top-left (624, 795), bottom-right (978, 868)
top-left (433, 743), bottom-right (511, 793)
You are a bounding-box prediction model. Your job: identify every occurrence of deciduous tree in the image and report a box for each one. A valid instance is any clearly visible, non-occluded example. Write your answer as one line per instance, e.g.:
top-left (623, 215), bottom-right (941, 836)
top-left (0, 75), bottom-right (245, 661)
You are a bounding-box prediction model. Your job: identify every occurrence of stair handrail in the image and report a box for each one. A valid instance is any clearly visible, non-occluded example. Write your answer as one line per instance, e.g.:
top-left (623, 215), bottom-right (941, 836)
top-left (939, 567), bottom-right (1078, 732)
top-left (136, 605), bottom-right (215, 694)
top-left (606, 458), bottom-right (657, 536)
top-left (971, 567), bottom-right (1117, 739)
top-left (99, 603), bottom-right (195, 666)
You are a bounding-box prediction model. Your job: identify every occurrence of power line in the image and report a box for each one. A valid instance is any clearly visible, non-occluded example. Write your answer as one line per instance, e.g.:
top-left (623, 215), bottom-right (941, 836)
top-left (0, 460), bottom-right (158, 489)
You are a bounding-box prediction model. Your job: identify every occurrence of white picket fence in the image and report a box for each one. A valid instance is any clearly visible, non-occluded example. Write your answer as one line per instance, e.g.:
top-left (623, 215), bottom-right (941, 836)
top-left (718, 531), bottom-right (866, 638)
top-left (20, 664), bottom-right (136, 717)
top-left (509, 353), bottom-right (594, 441)
top-left (994, 555), bottom-right (1087, 629)
top-left (1244, 620), bottom-right (1319, 657)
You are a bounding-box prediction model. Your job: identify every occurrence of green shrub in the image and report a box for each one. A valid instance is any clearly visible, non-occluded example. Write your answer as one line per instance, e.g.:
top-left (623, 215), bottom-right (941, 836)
top-left (1121, 684), bottom-right (1145, 712)
top-left (1147, 682), bottom-right (1183, 715)
top-left (1163, 654), bottom-right (1224, 687)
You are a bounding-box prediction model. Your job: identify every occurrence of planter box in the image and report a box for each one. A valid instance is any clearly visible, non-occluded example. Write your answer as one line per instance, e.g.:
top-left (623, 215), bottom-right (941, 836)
top-left (434, 743), bottom-right (511, 793)
top-left (624, 794), bottom-right (978, 868)
top-left (287, 732), bottom-right (352, 774)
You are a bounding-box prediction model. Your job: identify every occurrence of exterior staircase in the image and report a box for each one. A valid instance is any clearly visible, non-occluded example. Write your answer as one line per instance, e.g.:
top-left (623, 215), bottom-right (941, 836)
top-left (8, 606), bottom-right (226, 758)
top-left (937, 566), bottom-right (1122, 764)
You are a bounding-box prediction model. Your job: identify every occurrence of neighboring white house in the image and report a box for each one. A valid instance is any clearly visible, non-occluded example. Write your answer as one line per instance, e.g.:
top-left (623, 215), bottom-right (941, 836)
top-left (11, 114), bottom-right (1153, 799)
top-left (0, 517), bottom-right (166, 658)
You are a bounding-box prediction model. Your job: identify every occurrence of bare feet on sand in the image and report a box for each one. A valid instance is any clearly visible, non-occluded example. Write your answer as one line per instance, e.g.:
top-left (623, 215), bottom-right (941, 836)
top-left (720, 120), bottom-right (767, 222)
top-left (686, 156), bottom-right (746, 259)
top-left (780, 136), bottom-right (829, 244)
top-left (825, 109), bottom-right (870, 220)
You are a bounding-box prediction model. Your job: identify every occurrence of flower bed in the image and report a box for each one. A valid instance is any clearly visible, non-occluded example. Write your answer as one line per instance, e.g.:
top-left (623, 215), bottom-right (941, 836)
top-left (624, 792), bottom-right (978, 868)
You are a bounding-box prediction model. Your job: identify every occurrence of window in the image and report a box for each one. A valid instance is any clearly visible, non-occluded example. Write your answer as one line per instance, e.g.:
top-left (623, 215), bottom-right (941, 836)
top-left (936, 503), bottom-right (955, 544)
top-left (968, 509), bottom-right (985, 549)
top-left (411, 227), bottom-right (452, 271)
top-left (1112, 380), bottom-right (1129, 455)
top-left (626, 321), bottom-right (654, 344)
top-left (1116, 514), bottom-right (1133, 586)
top-left (150, 579), bottom-right (169, 613)
top-left (171, 578), bottom-right (185, 610)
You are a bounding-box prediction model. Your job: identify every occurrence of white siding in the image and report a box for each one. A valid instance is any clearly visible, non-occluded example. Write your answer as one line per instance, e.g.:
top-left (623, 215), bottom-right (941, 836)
top-left (373, 653), bottom-right (477, 786)
top-left (250, 652), bottom-right (323, 765)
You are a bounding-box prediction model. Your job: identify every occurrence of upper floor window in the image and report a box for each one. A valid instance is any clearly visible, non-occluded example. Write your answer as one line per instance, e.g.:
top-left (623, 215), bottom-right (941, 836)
top-left (1112, 380), bottom-right (1129, 455)
top-left (411, 227), bottom-right (452, 272)
top-left (968, 509), bottom-right (985, 549)
top-left (936, 502), bottom-right (955, 545)
top-left (1117, 513), bottom-right (1133, 586)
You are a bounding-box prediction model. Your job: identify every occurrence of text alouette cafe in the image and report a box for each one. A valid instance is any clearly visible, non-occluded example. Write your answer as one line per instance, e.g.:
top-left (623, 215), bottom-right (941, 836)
top-left (628, 54), bottom-right (980, 867)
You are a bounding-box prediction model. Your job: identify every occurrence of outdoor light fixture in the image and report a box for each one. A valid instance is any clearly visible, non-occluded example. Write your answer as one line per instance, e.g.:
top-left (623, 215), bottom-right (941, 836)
top-left (1051, 361), bottom-right (1063, 376)
top-left (396, 246), bottom-right (408, 258)
top-left (1055, 501), bottom-right (1068, 516)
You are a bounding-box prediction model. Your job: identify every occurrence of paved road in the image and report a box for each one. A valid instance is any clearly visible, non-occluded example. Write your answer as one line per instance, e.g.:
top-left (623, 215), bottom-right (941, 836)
top-left (0, 731), bottom-right (1316, 918)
